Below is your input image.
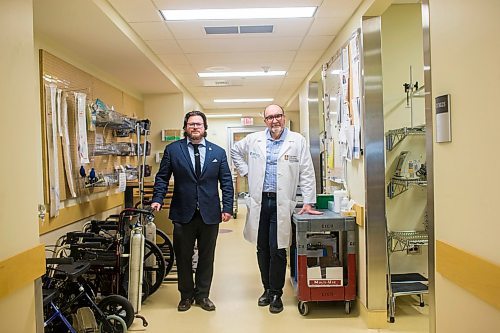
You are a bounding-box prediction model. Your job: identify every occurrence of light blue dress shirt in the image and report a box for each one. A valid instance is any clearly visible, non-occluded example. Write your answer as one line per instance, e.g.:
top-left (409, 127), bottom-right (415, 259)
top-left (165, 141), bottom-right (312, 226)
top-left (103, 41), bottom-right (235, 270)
top-left (262, 128), bottom-right (288, 193)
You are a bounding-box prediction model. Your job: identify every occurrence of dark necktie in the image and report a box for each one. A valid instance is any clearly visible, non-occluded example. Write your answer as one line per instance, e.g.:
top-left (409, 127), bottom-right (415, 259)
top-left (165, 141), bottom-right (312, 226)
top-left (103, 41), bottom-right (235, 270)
top-left (192, 144), bottom-right (201, 178)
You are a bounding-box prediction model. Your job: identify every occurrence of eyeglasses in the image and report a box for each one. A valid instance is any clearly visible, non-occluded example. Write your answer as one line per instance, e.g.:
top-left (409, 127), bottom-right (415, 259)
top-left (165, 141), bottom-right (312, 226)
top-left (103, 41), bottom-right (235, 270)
top-left (264, 113), bottom-right (284, 122)
top-left (187, 122), bottom-right (204, 128)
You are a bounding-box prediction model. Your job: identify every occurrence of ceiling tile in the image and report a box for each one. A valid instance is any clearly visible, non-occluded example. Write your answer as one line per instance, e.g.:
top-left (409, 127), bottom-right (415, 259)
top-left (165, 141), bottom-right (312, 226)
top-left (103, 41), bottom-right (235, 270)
top-left (294, 50), bottom-right (323, 62)
top-left (177, 37), bottom-right (303, 54)
top-left (157, 53), bottom-right (190, 65)
top-left (146, 39), bottom-right (183, 54)
top-left (170, 64), bottom-right (196, 74)
top-left (308, 17), bottom-right (344, 36)
top-left (108, 0), bottom-right (162, 22)
top-left (186, 51), bottom-right (296, 67)
top-left (315, 0), bottom-right (364, 18)
top-left (130, 22), bottom-right (174, 40)
top-left (300, 35), bottom-right (333, 51)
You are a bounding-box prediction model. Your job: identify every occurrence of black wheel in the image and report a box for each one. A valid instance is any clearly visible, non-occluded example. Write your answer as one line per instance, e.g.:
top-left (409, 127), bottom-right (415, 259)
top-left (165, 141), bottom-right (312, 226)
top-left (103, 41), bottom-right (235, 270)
top-left (155, 229), bottom-right (175, 276)
top-left (98, 295), bottom-right (135, 328)
top-left (233, 212), bottom-right (237, 219)
top-left (389, 316), bottom-right (395, 323)
top-left (100, 314), bottom-right (128, 333)
top-left (420, 301), bottom-right (425, 307)
top-left (345, 301), bottom-right (351, 314)
top-left (143, 239), bottom-right (166, 295)
top-left (298, 301), bottom-right (309, 316)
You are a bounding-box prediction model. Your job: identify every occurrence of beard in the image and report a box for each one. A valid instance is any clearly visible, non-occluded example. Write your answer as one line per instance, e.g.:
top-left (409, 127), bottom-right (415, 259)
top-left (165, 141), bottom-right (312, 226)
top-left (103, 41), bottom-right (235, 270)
top-left (187, 130), bottom-right (204, 141)
top-left (270, 125), bottom-right (283, 136)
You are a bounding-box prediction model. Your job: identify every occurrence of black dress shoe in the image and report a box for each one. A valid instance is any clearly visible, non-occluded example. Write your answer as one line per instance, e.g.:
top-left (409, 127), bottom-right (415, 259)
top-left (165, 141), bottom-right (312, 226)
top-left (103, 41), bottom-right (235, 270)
top-left (269, 295), bottom-right (283, 314)
top-left (195, 297), bottom-right (216, 311)
top-left (178, 298), bottom-right (194, 311)
top-left (258, 290), bottom-right (270, 306)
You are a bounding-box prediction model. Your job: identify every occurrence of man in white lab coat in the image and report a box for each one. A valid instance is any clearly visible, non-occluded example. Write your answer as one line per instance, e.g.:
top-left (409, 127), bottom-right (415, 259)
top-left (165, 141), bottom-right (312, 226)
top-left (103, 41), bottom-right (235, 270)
top-left (231, 104), bottom-right (321, 313)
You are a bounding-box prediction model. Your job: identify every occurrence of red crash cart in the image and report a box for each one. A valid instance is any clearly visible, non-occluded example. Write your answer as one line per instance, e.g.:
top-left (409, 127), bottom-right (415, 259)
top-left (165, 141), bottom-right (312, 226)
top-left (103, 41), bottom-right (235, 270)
top-left (290, 209), bottom-right (356, 315)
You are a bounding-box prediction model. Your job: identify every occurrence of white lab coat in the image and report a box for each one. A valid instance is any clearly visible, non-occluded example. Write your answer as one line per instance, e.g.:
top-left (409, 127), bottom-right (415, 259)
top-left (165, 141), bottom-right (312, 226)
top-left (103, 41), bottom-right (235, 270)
top-left (231, 130), bottom-right (316, 249)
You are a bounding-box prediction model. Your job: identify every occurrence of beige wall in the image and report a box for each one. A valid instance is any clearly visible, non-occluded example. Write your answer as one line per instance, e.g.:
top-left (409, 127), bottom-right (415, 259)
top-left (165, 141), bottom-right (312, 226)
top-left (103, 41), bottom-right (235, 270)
top-left (382, 4), bottom-right (428, 276)
top-left (144, 93), bottom-right (185, 177)
top-left (0, 0), bottom-right (43, 332)
top-left (429, 0), bottom-right (500, 331)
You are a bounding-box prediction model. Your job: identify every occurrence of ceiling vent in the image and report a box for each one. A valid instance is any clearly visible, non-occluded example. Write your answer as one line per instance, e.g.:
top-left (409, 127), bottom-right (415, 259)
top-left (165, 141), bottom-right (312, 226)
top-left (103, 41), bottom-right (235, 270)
top-left (204, 25), bottom-right (274, 35)
top-left (205, 26), bottom-right (238, 34)
top-left (240, 25), bottom-right (273, 34)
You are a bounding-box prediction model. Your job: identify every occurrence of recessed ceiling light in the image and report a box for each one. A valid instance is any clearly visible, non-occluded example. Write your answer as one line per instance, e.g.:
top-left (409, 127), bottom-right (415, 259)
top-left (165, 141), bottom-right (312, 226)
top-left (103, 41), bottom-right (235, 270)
top-left (160, 7), bottom-right (317, 21)
top-left (198, 71), bottom-right (286, 78)
top-left (214, 98), bottom-right (273, 103)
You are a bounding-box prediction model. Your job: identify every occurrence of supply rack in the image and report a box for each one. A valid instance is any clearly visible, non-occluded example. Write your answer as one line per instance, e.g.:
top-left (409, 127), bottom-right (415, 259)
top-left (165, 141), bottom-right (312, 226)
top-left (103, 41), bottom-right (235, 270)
top-left (387, 176), bottom-right (427, 199)
top-left (385, 126), bottom-right (425, 151)
top-left (386, 230), bottom-right (429, 323)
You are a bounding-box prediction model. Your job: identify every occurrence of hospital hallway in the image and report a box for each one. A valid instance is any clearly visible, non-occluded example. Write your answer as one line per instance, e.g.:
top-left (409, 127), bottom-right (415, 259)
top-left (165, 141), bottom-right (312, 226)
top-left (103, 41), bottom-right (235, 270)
top-left (129, 205), bottom-right (429, 333)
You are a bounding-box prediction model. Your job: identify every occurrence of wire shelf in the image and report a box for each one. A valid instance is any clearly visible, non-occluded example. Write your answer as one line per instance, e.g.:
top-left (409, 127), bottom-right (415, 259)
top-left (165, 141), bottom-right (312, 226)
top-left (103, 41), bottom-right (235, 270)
top-left (387, 176), bottom-right (427, 198)
top-left (89, 143), bottom-right (133, 156)
top-left (385, 126), bottom-right (425, 151)
top-left (388, 230), bottom-right (428, 252)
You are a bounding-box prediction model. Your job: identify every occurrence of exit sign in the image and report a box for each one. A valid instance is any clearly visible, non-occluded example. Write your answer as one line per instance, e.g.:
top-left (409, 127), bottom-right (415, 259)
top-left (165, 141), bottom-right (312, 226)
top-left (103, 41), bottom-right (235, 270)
top-left (241, 117), bottom-right (253, 125)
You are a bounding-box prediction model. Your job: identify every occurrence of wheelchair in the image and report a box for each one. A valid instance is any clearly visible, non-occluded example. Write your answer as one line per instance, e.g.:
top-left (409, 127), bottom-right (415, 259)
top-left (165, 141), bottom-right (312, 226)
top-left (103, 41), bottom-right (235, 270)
top-left (42, 257), bottom-right (130, 332)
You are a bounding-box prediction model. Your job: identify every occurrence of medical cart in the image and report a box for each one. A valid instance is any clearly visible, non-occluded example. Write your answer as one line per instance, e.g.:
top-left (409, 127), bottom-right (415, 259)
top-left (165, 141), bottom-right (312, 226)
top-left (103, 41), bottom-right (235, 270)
top-left (290, 209), bottom-right (356, 315)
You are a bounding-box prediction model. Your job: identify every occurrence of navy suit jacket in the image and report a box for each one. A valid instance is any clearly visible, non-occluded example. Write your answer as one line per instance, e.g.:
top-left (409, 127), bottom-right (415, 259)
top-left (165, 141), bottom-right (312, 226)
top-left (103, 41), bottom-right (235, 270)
top-left (152, 138), bottom-right (234, 224)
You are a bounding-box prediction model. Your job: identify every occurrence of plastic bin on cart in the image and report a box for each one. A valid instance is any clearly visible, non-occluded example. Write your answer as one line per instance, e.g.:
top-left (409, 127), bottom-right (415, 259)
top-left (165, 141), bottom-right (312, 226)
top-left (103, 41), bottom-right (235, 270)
top-left (290, 209), bottom-right (356, 315)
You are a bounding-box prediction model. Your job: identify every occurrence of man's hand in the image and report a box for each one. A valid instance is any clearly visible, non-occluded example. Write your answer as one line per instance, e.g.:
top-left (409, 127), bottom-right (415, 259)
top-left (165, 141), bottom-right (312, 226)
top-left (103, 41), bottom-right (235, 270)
top-left (151, 202), bottom-right (162, 211)
top-left (221, 212), bottom-right (232, 222)
top-left (297, 204), bottom-right (323, 215)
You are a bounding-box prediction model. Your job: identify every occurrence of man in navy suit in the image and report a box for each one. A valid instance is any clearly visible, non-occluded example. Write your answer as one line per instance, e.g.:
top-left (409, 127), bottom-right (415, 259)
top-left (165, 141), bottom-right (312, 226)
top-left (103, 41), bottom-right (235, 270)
top-left (151, 111), bottom-right (233, 312)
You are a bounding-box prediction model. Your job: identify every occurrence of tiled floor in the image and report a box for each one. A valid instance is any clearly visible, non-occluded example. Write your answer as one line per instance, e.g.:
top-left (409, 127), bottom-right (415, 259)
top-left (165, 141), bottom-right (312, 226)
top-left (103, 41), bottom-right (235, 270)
top-left (129, 206), bottom-right (429, 333)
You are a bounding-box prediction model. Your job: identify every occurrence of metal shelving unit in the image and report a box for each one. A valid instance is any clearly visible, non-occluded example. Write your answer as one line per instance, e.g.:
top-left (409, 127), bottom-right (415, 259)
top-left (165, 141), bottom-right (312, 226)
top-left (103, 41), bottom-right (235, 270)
top-left (385, 126), bottom-right (425, 151)
top-left (386, 230), bottom-right (429, 323)
top-left (387, 176), bottom-right (427, 198)
top-left (385, 120), bottom-right (428, 322)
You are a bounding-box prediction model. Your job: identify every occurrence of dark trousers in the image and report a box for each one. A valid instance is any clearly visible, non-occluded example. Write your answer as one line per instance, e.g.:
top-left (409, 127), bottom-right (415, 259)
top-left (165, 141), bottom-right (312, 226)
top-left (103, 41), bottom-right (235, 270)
top-left (257, 195), bottom-right (287, 298)
top-left (173, 210), bottom-right (219, 300)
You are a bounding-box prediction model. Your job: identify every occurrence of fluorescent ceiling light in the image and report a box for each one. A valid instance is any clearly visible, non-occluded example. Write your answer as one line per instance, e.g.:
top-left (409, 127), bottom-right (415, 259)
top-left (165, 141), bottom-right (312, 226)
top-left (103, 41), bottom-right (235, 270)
top-left (160, 7), bottom-right (317, 21)
top-left (214, 98), bottom-right (273, 103)
top-left (198, 71), bottom-right (286, 78)
top-left (205, 113), bottom-right (243, 118)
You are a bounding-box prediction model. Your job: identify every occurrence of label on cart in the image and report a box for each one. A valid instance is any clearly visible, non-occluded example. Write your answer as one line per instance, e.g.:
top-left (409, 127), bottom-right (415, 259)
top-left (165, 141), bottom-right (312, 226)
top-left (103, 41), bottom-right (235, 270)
top-left (307, 266), bottom-right (343, 287)
top-left (308, 279), bottom-right (342, 287)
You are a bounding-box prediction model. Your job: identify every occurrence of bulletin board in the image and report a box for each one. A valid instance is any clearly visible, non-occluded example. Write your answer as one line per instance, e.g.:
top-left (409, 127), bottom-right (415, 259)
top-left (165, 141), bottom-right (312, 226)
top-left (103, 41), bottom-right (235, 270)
top-left (39, 50), bottom-right (143, 225)
top-left (322, 30), bottom-right (363, 185)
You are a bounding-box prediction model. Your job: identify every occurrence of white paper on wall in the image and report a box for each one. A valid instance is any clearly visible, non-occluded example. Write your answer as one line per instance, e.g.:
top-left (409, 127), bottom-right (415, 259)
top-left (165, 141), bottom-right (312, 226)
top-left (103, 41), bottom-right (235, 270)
top-left (61, 92), bottom-right (77, 197)
top-left (76, 92), bottom-right (89, 164)
top-left (56, 89), bottom-right (63, 137)
top-left (351, 98), bottom-right (361, 159)
top-left (118, 172), bottom-right (126, 192)
top-left (45, 84), bottom-right (60, 217)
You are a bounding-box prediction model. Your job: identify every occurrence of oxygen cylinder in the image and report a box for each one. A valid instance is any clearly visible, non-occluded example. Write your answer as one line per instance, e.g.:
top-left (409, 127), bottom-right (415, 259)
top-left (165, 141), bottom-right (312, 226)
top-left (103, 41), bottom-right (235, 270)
top-left (144, 219), bottom-right (157, 283)
top-left (145, 220), bottom-right (156, 243)
top-left (128, 227), bottom-right (145, 313)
